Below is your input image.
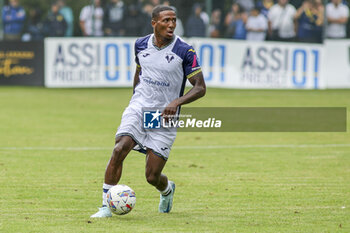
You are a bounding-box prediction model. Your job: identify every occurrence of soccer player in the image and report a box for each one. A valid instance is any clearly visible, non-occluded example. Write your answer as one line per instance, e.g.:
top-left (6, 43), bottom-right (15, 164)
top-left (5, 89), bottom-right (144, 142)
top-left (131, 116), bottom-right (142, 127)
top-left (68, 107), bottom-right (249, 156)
top-left (91, 5), bottom-right (206, 217)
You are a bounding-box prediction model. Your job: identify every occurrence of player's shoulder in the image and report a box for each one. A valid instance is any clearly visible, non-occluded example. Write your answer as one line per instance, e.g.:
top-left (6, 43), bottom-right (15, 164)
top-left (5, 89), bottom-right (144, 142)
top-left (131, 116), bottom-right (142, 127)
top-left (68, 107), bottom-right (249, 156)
top-left (135, 34), bottom-right (152, 54)
top-left (172, 36), bottom-right (195, 60)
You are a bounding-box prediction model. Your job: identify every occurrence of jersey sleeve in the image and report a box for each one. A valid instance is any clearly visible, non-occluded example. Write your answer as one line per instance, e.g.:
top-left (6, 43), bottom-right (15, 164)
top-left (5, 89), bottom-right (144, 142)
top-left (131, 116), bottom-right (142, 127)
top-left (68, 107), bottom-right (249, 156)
top-left (134, 35), bottom-right (151, 68)
top-left (183, 47), bottom-right (202, 79)
top-left (134, 42), bottom-right (140, 68)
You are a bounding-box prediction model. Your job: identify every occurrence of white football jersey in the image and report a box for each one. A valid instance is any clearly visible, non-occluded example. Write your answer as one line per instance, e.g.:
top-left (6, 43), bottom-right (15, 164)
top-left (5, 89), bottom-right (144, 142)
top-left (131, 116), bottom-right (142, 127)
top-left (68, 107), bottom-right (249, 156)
top-left (129, 34), bottom-right (201, 109)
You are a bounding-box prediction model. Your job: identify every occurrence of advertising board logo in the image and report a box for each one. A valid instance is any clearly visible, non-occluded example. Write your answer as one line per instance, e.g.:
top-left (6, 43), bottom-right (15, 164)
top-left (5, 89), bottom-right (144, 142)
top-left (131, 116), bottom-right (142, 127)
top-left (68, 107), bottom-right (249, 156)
top-left (143, 110), bottom-right (162, 129)
top-left (0, 51), bottom-right (34, 78)
top-left (240, 46), bottom-right (320, 88)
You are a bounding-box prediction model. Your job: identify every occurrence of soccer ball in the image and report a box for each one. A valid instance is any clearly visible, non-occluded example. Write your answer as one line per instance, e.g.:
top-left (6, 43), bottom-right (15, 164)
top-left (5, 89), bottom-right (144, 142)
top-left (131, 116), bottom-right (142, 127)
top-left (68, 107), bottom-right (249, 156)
top-left (107, 184), bottom-right (136, 215)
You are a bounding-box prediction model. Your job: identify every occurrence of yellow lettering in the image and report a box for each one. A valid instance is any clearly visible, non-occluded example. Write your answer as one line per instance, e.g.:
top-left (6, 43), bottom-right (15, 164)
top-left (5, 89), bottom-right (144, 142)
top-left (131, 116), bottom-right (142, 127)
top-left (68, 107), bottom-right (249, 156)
top-left (0, 58), bottom-right (34, 77)
top-left (4, 51), bottom-right (35, 59)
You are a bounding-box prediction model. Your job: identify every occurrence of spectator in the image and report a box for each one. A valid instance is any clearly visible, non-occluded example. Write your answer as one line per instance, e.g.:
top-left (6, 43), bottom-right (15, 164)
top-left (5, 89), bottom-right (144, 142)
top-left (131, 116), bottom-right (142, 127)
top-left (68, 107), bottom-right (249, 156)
top-left (256, 0), bottom-right (275, 18)
top-left (79, 0), bottom-right (104, 37)
top-left (224, 2), bottom-right (235, 30)
top-left (268, 0), bottom-right (296, 41)
top-left (141, 3), bottom-right (154, 36)
top-left (57, 0), bottom-right (74, 37)
top-left (225, 3), bottom-right (247, 39)
top-left (174, 15), bottom-right (185, 36)
top-left (162, 1), bottom-right (185, 36)
top-left (200, 6), bottom-right (210, 29)
top-left (2, 0), bottom-right (26, 41)
top-left (294, 0), bottom-right (324, 43)
top-left (208, 9), bottom-right (223, 38)
top-left (162, 0), bottom-right (170, 5)
top-left (103, 0), bottom-right (126, 37)
top-left (235, 0), bottom-right (255, 12)
top-left (326, 0), bottom-right (349, 39)
top-left (290, 0), bottom-right (304, 9)
top-left (173, 8), bottom-right (185, 37)
top-left (186, 3), bottom-right (206, 37)
top-left (123, 4), bottom-right (144, 36)
top-left (22, 7), bottom-right (43, 41)
top-left (246, 7), bottom-right (268, 41)
top-left (43, 2), bottom-right (67, 37)
top-left (150, 0), bottom-right (160, 7)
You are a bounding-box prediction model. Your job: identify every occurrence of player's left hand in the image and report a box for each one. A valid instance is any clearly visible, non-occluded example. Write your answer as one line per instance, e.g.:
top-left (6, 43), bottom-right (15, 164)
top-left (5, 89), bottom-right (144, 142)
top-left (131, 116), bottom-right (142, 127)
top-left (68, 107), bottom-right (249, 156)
top-left (162, 100), bottom-right (179, 122)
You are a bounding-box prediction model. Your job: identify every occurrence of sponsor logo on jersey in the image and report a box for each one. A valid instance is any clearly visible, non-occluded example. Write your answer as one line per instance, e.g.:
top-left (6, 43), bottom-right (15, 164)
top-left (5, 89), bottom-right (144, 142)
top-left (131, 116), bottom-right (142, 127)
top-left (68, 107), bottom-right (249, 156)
top-left (143, 77), bottom-right (170, 87)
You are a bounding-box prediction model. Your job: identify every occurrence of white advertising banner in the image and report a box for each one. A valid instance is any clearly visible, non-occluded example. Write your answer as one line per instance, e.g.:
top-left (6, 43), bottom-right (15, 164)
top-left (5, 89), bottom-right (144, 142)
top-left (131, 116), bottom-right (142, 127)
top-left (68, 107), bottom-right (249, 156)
top-left (45, 37), bottom-right (325, 89)
top-left (45, 37), bottom-right (136, 87)
top-left (189, 38), bottom-right (325, 89)
top-left (324, 39), bottom-right (350, 88)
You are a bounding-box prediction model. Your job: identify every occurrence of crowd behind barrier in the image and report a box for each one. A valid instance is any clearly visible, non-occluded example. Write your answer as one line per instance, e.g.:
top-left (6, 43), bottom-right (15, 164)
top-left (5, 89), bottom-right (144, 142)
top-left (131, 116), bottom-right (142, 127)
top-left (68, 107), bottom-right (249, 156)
top-left (1, 0), bottom-right (350, 43)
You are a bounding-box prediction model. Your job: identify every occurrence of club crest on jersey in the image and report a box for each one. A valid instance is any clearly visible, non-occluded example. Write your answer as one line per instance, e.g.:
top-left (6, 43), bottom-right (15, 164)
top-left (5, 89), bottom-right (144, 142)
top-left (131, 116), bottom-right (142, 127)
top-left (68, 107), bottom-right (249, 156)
top-left (165, 54), bottom-right (174, 63)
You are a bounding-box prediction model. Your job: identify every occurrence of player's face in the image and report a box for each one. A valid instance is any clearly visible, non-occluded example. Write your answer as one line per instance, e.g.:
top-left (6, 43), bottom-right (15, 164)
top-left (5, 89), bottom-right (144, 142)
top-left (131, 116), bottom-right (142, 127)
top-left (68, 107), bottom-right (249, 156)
top-left (153, 10), bottom-right (177, 40)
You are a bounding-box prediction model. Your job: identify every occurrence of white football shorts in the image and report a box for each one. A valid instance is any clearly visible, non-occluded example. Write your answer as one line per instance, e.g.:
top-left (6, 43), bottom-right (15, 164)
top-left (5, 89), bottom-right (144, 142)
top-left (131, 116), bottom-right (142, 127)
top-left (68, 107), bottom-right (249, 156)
top-left (115, 105), bottom-right (177, 160)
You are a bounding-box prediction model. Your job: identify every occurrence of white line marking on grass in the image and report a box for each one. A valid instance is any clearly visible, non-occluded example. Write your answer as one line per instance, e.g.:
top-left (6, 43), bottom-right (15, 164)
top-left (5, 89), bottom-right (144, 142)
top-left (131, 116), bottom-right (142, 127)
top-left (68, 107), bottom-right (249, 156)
top-left (1, 144), bottom-right (350, 151)
top-left (0, 147), bottom-right (109, 151)
top-left (175, 144), bottom-right (350, 149)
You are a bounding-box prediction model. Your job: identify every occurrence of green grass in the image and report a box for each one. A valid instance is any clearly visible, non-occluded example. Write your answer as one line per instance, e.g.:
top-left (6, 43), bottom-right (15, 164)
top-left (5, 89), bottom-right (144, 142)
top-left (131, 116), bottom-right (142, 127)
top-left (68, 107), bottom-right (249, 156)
top-left (0, 87), bottom-right (349, 232)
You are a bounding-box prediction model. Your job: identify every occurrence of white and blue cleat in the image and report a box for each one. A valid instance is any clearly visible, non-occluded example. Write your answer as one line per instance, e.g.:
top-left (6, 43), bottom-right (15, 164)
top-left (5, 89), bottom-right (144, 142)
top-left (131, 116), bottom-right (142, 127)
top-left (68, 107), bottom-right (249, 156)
top-left (159, 181), bottom-right (175, 213)
top-left (90, 206), bottom-right (112, 218)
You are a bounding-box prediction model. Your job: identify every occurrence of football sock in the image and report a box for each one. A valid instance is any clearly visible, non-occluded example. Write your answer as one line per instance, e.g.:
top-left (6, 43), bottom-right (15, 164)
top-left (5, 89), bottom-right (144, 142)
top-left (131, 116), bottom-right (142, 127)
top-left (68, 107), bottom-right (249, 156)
top-left (159, 180), bottom-right (172, 196)
top-left (102, 183), bottom-right (114, 207)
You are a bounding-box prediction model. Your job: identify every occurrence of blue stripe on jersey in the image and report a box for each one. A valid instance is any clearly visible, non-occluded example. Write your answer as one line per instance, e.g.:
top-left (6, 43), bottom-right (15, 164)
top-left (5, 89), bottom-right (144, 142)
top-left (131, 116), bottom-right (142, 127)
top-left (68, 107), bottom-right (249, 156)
top-left (135, 34), bottom-right (151, 65)
top-left (172, 38), bottom-right (191, 99)
top-left (171, 38), bottom-right (191, 60)
top-left (135, 34), bottom-right (151, 55)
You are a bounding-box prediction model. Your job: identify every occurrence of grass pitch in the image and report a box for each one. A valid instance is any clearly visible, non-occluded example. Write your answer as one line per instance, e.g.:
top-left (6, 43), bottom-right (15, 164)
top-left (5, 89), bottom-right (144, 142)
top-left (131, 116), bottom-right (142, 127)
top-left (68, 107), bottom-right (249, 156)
top-left (0, 87), bottom-right (349, 232)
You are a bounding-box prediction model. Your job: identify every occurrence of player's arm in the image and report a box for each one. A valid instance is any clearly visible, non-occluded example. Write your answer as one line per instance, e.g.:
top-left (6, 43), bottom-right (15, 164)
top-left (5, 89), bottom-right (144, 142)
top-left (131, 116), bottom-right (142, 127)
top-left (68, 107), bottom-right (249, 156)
top-left (162, 72), bottom-right (206, 119)
top-left (175, 72), bottom-right (206, 106)
top-left (133, 65), bottom-right (141, 93)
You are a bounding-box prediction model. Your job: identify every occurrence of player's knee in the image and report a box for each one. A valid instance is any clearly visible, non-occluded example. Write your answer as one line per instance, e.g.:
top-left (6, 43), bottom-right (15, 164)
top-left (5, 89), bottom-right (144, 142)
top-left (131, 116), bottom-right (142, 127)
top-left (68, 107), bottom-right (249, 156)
top-left (146, 173), bottom-right (159, 186)
top-left (113, 143), bottom-right (128, 155)
top-left (111, 144), bottom-right (128, 164)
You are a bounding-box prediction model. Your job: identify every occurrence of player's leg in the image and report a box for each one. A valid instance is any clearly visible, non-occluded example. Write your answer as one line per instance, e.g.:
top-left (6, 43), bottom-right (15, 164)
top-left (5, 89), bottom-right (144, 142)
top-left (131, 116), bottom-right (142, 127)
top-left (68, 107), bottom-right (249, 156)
top-left (145, 149), bottom-right (175, 213)
top-left (105, 135), bottom-right (136, 185)
top-left (91, 135), bottom-right (136, 218)
top-left (145, 149), bottom-right (168, 190)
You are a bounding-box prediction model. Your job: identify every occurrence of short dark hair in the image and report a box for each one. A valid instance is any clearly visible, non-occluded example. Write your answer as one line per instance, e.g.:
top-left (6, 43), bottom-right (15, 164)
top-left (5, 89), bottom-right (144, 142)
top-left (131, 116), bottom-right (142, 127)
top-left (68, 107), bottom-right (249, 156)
top-left (152, 5), bottom-right (175, 19)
